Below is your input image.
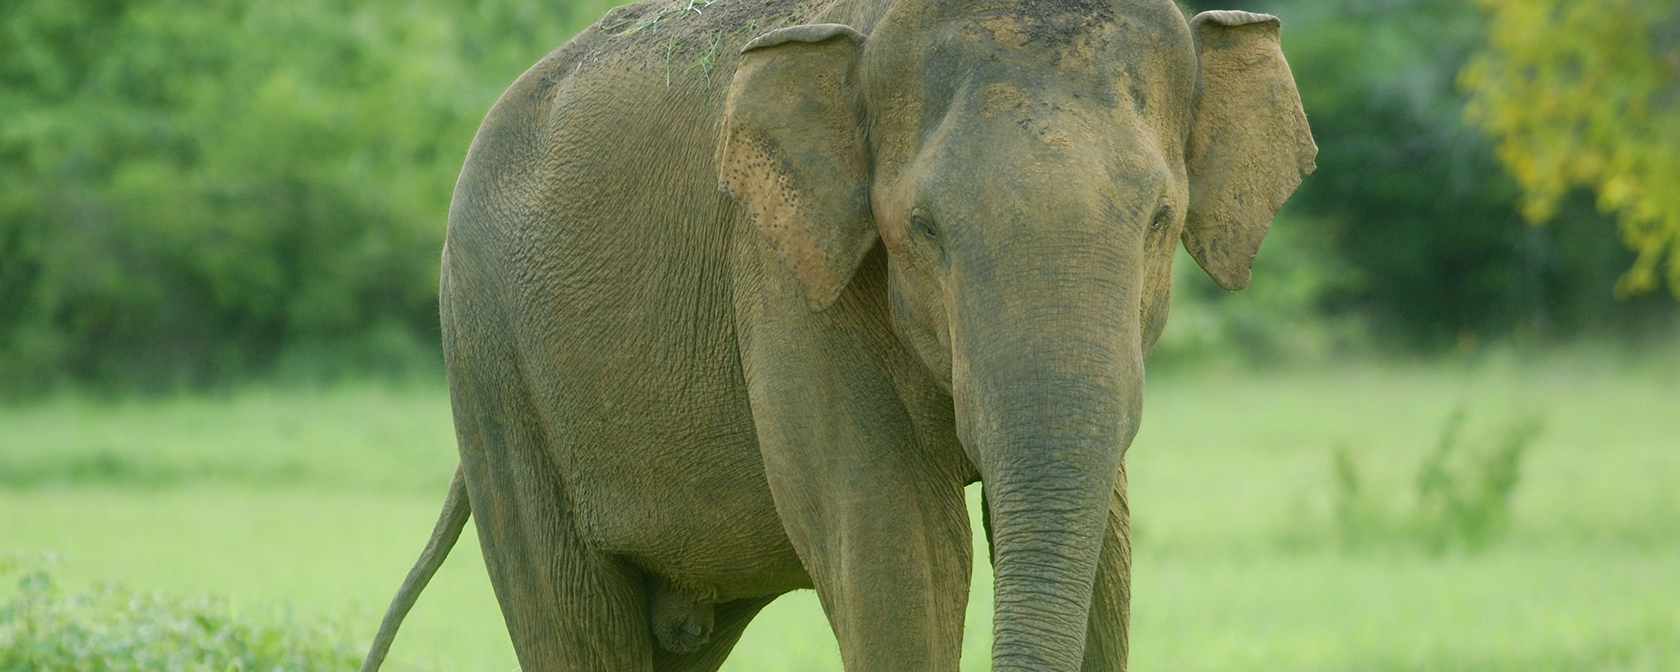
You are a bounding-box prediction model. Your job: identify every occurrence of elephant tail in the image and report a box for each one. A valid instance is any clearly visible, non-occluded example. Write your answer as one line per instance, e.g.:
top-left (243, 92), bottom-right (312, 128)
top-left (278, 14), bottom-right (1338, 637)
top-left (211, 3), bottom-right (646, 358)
top-left (359, 463), bottom-right (471, 672)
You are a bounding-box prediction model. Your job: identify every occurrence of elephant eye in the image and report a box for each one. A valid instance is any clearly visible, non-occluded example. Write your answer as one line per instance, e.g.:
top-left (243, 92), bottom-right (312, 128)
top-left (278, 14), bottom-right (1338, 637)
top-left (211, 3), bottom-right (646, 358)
top-left (1150, 205), bottom-right (1172, 232)
top-left (910, 210), bottom-right (939, 241)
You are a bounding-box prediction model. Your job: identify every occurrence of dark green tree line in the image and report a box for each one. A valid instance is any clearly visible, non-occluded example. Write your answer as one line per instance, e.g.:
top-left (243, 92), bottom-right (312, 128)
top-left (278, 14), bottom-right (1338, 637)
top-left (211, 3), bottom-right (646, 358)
top-left (0, 0), bottom-right (611, 395)
top-left (3, 0), bottom-right (1674, 396)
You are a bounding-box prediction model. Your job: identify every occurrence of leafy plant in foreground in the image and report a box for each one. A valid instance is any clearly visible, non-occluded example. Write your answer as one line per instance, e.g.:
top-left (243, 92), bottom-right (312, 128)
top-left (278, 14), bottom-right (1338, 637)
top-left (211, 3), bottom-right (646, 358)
top-left (0, 556), bottom-right (361, 672)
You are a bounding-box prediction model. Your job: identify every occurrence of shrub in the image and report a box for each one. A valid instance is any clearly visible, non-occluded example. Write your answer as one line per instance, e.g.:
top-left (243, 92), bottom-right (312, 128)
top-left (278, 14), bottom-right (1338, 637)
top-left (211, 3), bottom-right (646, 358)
top-left (0, 557), bottom-right (361, 672)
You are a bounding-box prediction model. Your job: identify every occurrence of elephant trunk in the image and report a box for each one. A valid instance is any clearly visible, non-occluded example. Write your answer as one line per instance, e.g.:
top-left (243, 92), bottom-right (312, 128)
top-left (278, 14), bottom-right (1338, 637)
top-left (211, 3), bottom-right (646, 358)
top-left (952, 262), bottom-right (1143, 672)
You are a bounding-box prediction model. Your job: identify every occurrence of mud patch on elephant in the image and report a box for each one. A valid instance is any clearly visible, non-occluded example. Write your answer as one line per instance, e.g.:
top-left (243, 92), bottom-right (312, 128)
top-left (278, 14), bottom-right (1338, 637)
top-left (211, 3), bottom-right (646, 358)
top-left (1125, 61), bottom-right (1148, 113)
top-left (1008, 0), bottom-right (1117, 48)
top-left (980, 82), bottom-right (1075, 147)
top-left (964, 0), bottom-right (1127, 80)
top-left (979, 15), bottom-right (1030, 49)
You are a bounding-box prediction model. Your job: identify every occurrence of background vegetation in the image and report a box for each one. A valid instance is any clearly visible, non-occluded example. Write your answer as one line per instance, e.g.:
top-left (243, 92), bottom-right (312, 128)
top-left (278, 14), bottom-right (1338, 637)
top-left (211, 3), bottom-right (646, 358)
top-left (1465, 0), bottom-right (1680, 299)
top-left (0, 0), bottom-right (618, 395)
top-left (1170, 0), bottom-right (1679, 361)
top-left (1, 0), bottom-right (1677, 395)
top-left (1, 0), bottom-right (1676, 670)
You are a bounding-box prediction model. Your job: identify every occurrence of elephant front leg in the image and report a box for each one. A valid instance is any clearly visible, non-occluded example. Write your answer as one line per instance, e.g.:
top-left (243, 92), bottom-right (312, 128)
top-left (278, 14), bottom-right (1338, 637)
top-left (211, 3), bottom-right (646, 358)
top-left (736, 229), bottom-right (973, 670)
top-left (1082, 460), bottom-right (1132, 672)
top-left (757, 407), bottom-right (973, 672)
top-left (737, 283), bottom-right (970, 668)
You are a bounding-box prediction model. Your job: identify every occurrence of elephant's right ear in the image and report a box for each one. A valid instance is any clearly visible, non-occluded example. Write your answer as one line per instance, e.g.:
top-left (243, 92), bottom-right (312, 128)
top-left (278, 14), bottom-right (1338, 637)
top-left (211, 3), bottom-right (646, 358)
top-left (720, 24), bottom-right (876, 313)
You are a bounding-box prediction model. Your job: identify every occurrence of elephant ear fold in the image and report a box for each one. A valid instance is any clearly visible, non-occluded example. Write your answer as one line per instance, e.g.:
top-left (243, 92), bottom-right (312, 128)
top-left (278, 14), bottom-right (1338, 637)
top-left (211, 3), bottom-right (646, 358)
top-left (719, 24), bottom-right (876, 312)
top-left (1183, 11), bottom-right (1317, 291)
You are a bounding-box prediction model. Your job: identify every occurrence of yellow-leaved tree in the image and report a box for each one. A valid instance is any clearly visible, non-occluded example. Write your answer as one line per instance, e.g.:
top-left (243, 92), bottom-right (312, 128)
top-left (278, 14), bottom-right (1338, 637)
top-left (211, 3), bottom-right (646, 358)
top-left (1462, 0), bottom-right (1680, 297)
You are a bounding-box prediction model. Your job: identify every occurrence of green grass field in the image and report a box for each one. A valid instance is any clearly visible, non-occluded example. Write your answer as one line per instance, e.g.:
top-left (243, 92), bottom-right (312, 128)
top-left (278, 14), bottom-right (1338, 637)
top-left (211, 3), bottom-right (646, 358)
top-left (3, 353), bottom-right (1677, 671)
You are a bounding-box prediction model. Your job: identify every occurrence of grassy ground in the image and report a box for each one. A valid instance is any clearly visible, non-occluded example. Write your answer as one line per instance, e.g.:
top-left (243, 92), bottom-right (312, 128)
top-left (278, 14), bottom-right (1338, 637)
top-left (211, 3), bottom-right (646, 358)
top-left (2, 352), bottom-right (1676, 670)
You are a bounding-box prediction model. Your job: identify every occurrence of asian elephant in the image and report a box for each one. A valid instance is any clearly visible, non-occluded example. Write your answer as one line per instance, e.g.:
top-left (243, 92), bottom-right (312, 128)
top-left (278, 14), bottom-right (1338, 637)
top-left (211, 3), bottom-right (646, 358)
top-left (360, 0), bottom-right (1314, 670)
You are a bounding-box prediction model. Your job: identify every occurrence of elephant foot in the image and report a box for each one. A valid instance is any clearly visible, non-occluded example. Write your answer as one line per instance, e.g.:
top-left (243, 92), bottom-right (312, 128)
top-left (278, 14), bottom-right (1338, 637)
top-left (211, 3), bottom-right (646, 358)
top-left (649, 579), bottom-right (715, 654)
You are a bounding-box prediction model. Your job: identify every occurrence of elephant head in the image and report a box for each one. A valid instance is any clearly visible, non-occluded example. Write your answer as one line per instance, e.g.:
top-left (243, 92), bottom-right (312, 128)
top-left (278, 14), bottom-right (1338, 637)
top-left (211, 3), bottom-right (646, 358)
top-left (719, 0), bottom-right (1314, 669)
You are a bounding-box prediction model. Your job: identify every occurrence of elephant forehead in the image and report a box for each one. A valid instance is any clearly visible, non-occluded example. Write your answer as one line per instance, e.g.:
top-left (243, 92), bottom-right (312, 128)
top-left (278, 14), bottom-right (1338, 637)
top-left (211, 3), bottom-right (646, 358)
top-left (868, 0), bottom-right (1193, 114)
top-left (970, 0), bottom-right (1117, 50)
top-left (887, 0), bottom-right (1189, 59)
top-left (861, 0), bottom-right (1194, 181)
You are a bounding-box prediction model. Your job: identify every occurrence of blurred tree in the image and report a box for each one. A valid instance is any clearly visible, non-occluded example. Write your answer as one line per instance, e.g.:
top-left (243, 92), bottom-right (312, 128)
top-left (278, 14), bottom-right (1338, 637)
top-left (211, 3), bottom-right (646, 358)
top-left (0, 0), bottom-right (614, 395)
top-left (1462, 0), bottom-right (1680, 298)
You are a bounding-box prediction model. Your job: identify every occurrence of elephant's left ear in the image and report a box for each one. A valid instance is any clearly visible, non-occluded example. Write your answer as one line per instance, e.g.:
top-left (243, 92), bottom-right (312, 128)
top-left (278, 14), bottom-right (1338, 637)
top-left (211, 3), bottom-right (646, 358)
top-left (1183, 11), bottom-right (1317, 291)
top-left (719, 24), bottom-right (876, 312)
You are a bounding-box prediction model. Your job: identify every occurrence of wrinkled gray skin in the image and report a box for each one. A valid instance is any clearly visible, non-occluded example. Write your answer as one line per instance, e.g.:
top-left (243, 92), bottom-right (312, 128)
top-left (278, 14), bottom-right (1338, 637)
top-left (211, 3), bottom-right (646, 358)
top-left (359, 0), bottom-right (1314, 670)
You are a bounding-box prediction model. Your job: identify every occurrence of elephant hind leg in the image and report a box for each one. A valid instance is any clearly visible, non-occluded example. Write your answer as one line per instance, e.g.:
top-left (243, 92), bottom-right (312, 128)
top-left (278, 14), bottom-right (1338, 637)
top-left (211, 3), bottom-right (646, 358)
top-left (449, 355), bottom-right (655, 671)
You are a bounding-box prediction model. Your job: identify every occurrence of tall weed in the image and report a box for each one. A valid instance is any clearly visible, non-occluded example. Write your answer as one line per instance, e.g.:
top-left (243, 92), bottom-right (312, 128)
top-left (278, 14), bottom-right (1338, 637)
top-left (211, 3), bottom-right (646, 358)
top-left (1412, 409), bottom-right (1541, 552)
top-left (1324, 408), bottom-right (1542, 554)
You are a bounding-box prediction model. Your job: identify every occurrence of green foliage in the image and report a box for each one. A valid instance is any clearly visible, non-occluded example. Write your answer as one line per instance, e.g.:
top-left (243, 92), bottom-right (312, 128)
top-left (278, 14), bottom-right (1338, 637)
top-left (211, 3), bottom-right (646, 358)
top-left (1280, 0), bottom-right (1533, 340)
top-left (1181, 0), bottom-right (1677, 346)
top-left (0, 556), bottom-right (360, 672)
top-left (0, 0), bottom-right (614, 396)
top-left (1463, 0), bottom-right (1680, 298)
top-left (1327, 408), bottom-right (1542, 554)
